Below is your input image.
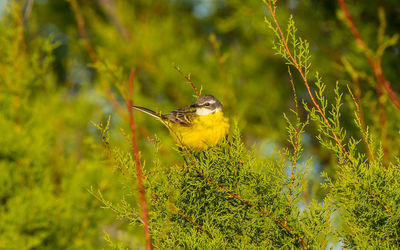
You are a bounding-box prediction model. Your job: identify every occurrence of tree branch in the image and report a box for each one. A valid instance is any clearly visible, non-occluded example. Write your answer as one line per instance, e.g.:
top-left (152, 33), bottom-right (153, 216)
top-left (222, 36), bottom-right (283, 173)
top-left (337, 0), bottom-right (400, 111)
top-left (174, 65), bottom-right (200, 97)
top-left (69, 0), bottom-right (98, 63)
top-left (125, 68), bottom-right (152, 250)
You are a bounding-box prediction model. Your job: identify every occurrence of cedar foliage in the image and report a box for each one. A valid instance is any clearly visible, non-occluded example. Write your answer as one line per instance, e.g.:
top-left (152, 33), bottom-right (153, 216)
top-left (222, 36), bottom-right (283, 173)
top-left (1, 0), bottom-right (399, 249)
top-left (0, 4), bottom-right (133, 249)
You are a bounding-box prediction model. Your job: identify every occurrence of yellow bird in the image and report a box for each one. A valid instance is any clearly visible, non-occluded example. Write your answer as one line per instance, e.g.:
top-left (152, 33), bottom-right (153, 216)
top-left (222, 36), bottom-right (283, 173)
top-left (133, 95), bottom-right (229, 151)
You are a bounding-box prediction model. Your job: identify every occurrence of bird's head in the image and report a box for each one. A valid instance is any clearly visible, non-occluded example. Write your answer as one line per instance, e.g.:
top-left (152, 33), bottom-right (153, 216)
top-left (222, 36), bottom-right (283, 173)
top-left (192, 94), bottom-right (223, 116)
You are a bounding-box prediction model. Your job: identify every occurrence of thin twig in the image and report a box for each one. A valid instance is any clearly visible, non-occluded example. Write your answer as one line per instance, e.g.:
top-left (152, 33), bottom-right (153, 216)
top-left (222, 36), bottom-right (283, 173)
top-left (350, 74), bottom-right (373, 161)
top-left (23, 0), bottom-right (34, 21)
top-left (376, 83), bottom-right (389, 166)
top-left (352, 78), bottom-right (365, 134)
top-left (69, 0), bottom-right (98, 62)
top-left (287, 67), bottom-right (300, 205)
top-left (104, 89), bottom-right (129, 120)
top-left (97, 0), bottom-right (131, 41)
top-left (174, 65), bottom-right (200, 96)
top-left (125, 68), bottom-right (152, 250)
top-left (337, 0), bottom-right (400, 111)
top-left (347, 86), bottom-right (375, 162)
top-left (175, 206), bottom-right (214, 239)
top-left (369, 191), bottom-right (392, 214)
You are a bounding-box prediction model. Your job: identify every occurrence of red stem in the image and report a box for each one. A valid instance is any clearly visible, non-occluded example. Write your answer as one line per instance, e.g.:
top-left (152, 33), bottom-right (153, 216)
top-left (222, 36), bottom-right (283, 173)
top-left (126, 68), bottom-right (152, 249)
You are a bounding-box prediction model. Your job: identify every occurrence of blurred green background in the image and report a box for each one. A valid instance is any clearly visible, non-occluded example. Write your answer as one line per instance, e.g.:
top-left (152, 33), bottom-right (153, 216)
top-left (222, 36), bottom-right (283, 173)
top-left (0, 0), bottom-right (399, 248)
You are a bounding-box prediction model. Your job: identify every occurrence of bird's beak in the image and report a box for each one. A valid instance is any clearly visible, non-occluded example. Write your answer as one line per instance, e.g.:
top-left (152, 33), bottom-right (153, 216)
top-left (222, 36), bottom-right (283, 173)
top-left (190, 104), bottom-right (198, 108)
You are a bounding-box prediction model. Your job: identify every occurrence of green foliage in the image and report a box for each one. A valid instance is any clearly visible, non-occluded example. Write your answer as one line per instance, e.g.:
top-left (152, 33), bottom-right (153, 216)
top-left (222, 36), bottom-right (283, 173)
top-left (322, 157), bottom-right (400, 248)
top-left (0, 5), bottom-right (134, 249)
top-left (1, 0), bottom-right (400, 249)
top-left (264, 0), bottom-right (400, 248)
top-left (95, 0), bottom-right (398, 248)
top-left (96, 121), bottom-right (332, 248)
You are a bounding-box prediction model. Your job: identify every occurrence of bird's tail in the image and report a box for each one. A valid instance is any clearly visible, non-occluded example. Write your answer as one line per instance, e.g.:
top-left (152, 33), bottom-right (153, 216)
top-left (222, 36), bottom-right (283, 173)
top-left (132, 106), bottom-right (164, 120)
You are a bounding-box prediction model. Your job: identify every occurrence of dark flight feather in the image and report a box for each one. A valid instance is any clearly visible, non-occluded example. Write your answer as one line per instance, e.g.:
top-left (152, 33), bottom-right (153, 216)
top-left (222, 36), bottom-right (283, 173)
top-left (132, 105), bottom-right (196, 126)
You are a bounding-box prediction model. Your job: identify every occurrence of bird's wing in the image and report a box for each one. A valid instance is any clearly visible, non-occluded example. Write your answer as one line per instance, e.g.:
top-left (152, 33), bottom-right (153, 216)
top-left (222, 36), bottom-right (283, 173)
top-left (163, 106), bottom-right (196, 126)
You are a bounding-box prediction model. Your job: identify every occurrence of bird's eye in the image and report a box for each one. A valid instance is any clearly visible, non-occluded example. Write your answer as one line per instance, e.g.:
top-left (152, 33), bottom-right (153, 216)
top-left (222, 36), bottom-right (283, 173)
top-left (204, 102), bottom-right (210, 106)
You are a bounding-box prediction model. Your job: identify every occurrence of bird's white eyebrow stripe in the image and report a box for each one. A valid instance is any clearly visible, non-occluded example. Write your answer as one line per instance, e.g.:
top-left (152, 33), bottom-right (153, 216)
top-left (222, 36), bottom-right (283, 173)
top-left (199, 99), bottom-right (215, 105)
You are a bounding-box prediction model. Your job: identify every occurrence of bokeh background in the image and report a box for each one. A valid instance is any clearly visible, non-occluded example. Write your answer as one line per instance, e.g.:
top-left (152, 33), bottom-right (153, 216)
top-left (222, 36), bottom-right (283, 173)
top-left (0, 0), bottom-right (399, 248)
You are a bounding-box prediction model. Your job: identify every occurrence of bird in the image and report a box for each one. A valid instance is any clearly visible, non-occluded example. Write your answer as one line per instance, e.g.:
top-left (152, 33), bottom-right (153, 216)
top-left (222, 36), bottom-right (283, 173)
top-left (132, 94), bottom-right (229, 151)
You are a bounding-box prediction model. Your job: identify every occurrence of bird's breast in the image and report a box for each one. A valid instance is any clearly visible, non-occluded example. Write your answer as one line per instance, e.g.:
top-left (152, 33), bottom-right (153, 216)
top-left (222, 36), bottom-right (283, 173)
top-left (171, 112), bottom-right (229, 151)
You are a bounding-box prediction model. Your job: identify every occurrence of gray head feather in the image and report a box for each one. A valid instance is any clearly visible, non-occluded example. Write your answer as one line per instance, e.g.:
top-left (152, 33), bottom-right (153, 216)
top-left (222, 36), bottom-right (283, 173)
top-left (194, 95), bottom-right (223, 115)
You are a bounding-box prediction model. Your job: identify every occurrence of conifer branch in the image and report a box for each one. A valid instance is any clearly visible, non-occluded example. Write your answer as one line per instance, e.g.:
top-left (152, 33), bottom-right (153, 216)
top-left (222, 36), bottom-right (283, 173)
top-left (266, 0), bottom-right (394, 218)
top-left (265, 0), bottom-right (352, 163)
top-left (125, 68), bottom-right (152, 250)
top-left (93, 117), bottom-right (141, 187)
top-left (89, 187), bottom-right (150, 230)
top-left (168, 130), bottom-right (308, 248)
top-left (174, 65), bottom-right (200, 96)
top-left (337, 0), bottom-right (400, 111)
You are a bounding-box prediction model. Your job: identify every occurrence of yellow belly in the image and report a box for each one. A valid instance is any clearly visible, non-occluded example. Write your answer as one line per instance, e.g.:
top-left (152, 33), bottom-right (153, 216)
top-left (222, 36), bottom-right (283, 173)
top-left (169, 112), bottom-right (229, 151)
